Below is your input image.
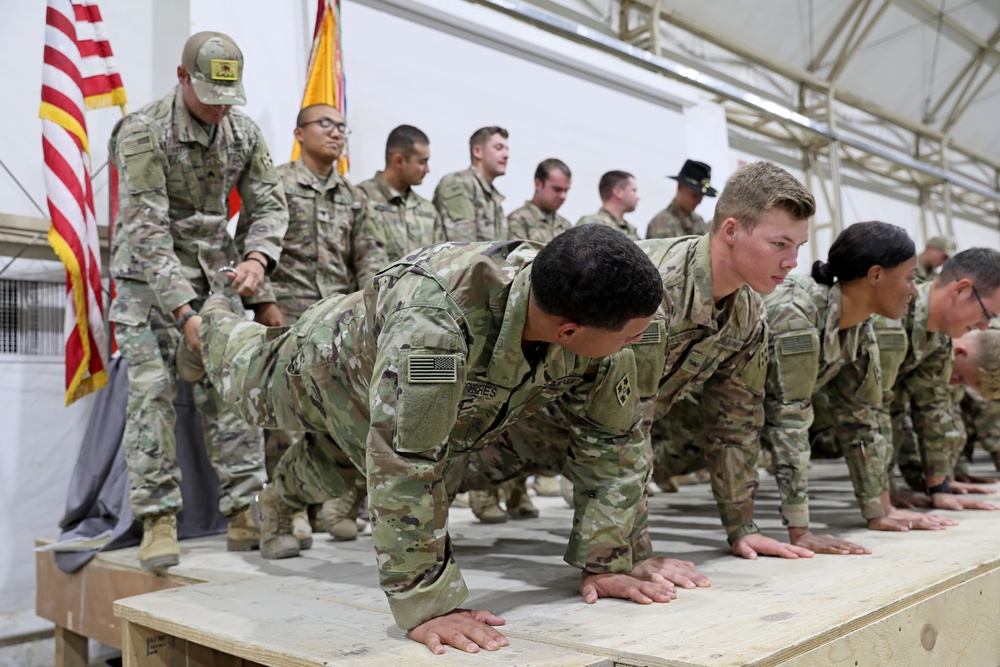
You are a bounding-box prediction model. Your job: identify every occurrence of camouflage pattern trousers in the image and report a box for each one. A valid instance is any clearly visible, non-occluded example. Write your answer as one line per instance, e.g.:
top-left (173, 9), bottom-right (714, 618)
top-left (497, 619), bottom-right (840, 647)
top-left (115, 300), bottom-right (265, 519)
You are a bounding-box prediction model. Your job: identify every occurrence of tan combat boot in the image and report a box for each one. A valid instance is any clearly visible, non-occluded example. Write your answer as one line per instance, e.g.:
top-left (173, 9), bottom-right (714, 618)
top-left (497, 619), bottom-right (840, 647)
top-left (321, 488), bottom-right (365, 541)
top-left (226, 508), bottom-right (260, 552)
top-left (138, 512), bottom-right (180, 570)
top-left (531, 475), bottom-right (562, 497)
top-left (470, 489), bottom-right (507, 523)
top-left (251, 485), bottom-right (300, 559)
top-left (292, 510), bottom-right (313, 550)
top-left (504, 479), bottom-right (539, 519)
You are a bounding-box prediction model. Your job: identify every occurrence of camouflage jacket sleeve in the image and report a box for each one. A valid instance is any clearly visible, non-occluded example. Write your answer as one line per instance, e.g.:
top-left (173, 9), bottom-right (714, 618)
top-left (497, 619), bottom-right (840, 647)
top-left (897, 342), bottom-right (962, 479)
top-left (110, 116), bottom-right (197, 314)
top-left (365, 305), bottom-right (470, 631)
top-left (507, 210), bottom-right (530, 241)
top-left (347, 187), bottom-right (389, 290)
top-left (817, 328), bottom-right (889, 520)
top-left (556, 350), bottom-right (650, 573)
top-left (233, 124), bottom-right (289, 305)
top-left (701, 314), bottom-right (768, 543)
top-left (762, 294), bottom-right (827, 529)
top-left (433, 176), bottom-right (479, 242)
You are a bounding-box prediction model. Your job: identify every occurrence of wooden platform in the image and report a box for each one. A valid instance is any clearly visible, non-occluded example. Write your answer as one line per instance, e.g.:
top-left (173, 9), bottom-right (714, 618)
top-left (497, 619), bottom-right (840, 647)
top-left (39, 461), bottom-right (1000, 666)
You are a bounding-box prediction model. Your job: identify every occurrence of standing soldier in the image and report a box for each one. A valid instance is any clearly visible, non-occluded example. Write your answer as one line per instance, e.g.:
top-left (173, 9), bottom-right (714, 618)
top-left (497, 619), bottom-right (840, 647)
top-left (506, 158), bottom-right (572, 242)
top-left (433, 126), bottom-right (508, 242)
top-left (358, 125), bottom-right (440, 261)
top-left (108, 31), bottom-right (288, 570)
top-left (577, 170), bottom-right (640, 240)
top-left (915, 235), bottom-right (957, 283)
top-left (504, 158), bottom-right (574, 502)
top-left (647, 159), bottom-right (716, 239)
top-left (268, 103), bottom-right (388, 542)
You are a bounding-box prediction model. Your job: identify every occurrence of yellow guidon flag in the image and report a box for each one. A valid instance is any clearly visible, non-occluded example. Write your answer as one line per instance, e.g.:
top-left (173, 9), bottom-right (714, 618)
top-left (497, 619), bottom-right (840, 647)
top-left (292, 0), bottom-right (348, 175)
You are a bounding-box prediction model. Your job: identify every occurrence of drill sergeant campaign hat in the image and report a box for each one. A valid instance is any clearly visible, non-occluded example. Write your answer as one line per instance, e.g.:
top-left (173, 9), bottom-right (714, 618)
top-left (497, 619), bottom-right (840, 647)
top-left (669, 159), bottom-right (717, 197)
top-left (181, 31), bottom-right (246, 106)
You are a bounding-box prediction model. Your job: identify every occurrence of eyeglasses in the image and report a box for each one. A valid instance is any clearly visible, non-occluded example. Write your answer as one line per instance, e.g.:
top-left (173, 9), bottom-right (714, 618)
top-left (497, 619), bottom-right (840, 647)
top-left (970, 284), bottom-right (995, 323)
top-left (298, 117), bottom-right (350, 135)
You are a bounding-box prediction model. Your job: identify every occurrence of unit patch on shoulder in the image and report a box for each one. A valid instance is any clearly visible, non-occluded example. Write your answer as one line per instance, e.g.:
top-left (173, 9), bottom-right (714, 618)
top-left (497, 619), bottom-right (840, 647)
top-left (122, 134), bottom-right (154, 156)
top-left (408, 354), bottom-right (458, 383)
top-left (211, 59), bottom-right (239, 81)
top-left (615, 375), bottom-right (633, 406)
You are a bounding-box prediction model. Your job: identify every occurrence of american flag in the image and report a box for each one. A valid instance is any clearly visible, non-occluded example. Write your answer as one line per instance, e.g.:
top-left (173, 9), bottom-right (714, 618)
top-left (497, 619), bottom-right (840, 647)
top-left (40, 0), bottom-right (126, 404)
top-left (408, 355), bottom-right (458, 383)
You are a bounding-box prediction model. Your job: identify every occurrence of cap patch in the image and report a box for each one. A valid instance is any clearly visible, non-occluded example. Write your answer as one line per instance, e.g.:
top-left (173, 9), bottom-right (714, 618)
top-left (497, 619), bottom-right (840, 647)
top-left (408, 354), bottom-right (458, 384)
top-left (211, 59), bottom-right (239, 81)
top-left (615, 375), bottom-right (633, 406)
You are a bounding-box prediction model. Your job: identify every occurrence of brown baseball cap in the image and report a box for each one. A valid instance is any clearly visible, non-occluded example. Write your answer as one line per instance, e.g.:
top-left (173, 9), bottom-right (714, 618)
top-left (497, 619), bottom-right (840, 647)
top-left (181, 31), bottom-right (246, 106)
top-left (926, 235), bottom-right (957, 256)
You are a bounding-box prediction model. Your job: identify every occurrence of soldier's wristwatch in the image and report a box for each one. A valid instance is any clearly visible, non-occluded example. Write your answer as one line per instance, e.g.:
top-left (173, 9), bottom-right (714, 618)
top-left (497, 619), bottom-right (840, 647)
top-left (925, 479), bottom-right (952, 496)
top-left (176, 310), bottom-right (198, 332)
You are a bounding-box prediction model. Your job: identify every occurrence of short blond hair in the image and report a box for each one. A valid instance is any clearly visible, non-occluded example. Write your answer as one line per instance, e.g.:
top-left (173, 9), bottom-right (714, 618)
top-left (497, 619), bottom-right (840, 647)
top-left (971, 328), bottom-right (1000, 400)
top-left (711, 161), bottom-right (815, 234)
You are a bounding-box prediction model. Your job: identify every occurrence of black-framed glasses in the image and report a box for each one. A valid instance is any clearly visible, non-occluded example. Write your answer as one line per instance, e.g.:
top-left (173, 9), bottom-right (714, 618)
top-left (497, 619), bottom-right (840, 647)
top-left (970, 284), bottom-right (995, 323)
top-left (298, 117), bottom-right (350, 135)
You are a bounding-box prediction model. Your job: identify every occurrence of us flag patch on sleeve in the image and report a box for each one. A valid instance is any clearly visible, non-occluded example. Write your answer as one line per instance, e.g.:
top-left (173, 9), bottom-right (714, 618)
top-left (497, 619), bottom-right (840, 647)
top-left (407, 354), bottom-right (459, 383)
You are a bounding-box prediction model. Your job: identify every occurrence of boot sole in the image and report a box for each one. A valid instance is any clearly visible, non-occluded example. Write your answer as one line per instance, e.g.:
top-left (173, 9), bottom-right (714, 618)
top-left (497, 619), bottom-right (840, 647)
top-left (261, 546), bottom-right (300, 560)
top-left (140, 554), bottom-right (179, 570)
top-left (474, 516), bottom-right (508, 524)
top-left (227, 537), bottom-right (260, 552)
top-left (298, 536), bottom-right (313, 550)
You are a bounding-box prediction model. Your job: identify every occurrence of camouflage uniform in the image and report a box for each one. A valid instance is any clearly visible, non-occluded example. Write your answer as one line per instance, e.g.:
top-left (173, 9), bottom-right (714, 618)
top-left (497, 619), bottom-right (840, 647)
top-left (961, 388), bottom-right (1000, 470)
top-left (108, 87), bottom-right (287, 519)
top-left (199, 241), bottom-right (649, 631)
top-left (639, 235), bottom-right (770, 544)
top-left (646, 201), bottom-right (707, 239)
top-left (759, 277), bottom-right (889, 528)
top-left (357, 171), bottom-right (439, 262)
top-left (915, 262), bottom-right (935, 284)
top-left (576, 208), bottom-right (640, 241)
top-left (264, 160), bottom-right (388, 475)
top-left (272, 159), bottom-right (387, 321)
top-left (507, 200), bottom-right (572, 243)
top-left (432, 167), bottom-right (506, 242)
top-left (875, 283), bottom-right (962, 486)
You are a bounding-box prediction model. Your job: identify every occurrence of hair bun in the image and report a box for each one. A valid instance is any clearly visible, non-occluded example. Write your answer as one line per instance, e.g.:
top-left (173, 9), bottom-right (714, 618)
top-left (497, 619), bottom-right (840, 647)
top-left (812, 260), bottom-right (834, 285)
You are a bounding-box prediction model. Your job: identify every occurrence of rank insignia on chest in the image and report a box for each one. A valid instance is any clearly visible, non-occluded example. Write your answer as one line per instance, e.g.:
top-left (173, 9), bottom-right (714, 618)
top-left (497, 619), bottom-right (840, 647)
top-left (408, 354), bottom-right (459, 383)
top-left (615, 375), bottom-right (633, 406)
top-left (211, 59), bottom-right (239, 81)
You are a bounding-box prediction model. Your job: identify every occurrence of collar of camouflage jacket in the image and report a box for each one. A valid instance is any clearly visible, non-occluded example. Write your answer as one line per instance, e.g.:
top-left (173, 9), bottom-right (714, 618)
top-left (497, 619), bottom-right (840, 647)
top-left (485, 267), bottom-right (541, 387)
top-left (373, 171), bottom-right (411, 206)
top-left (469, 167), bottom-right (505, 203)
top-left (821, 282), bottom-right (861, 366)
top-left (294, 157), bottom-right (343, 193)
top-left (172, 87), bottom-right (224, 148)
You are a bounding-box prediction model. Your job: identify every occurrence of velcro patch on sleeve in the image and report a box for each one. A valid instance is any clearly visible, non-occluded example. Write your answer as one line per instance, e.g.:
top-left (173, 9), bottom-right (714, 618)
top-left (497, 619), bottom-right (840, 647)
top-left (634, 321), bottom-right (664, 345)
top-left (407, 354), bottom-right (459, 383)
top-left (122, 134), bottom-right (155, 156)
top-left (779, 332), bottom-right (816, 356)
top-left (877, 331), bottom-right (907, 351)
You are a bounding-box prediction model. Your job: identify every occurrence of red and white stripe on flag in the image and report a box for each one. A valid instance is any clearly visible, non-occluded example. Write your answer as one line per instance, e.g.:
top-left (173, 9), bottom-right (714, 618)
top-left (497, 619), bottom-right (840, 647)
top-left (41, 0), bottom-right (125, 405)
